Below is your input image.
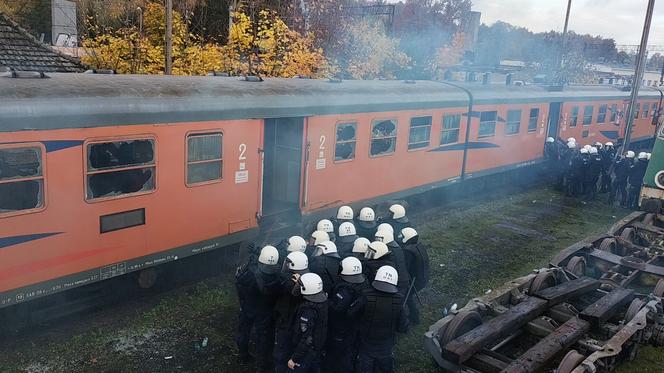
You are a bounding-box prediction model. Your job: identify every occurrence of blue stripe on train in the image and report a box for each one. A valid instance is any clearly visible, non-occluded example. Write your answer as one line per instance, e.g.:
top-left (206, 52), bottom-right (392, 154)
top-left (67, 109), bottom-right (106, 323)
top-left (600, 131), bottom-right (619, 140)
top-left (429, 142), bottom-right (500, 152)
top-left (0, 232), bottom-right (63, 250)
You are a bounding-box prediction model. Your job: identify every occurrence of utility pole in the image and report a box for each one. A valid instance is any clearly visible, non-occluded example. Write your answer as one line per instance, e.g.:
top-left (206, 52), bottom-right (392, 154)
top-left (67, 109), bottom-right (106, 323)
top-left (165, 0), bottom-right (173, 75)
top-left (555, 0), bottom-right (572, 84)
top-left (621, 0), bottom-right (656, 154)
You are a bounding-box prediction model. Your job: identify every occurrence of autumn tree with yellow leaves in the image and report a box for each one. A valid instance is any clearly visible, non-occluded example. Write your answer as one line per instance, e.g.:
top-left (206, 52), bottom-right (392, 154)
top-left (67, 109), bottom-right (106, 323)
top-left (82, 2), bottom-right (327, 77)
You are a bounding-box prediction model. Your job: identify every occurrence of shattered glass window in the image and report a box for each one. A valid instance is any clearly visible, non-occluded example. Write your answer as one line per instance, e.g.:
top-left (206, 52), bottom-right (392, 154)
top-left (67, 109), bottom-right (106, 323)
top-left (335, 122), bottom-right (357, 161)
top-left (583, 105), bottom-right (593, 125)
top-left (0, 147), bottom-right (44, 214)
top-left (408, 116), bottom-right (431, 150)
top-left (187, 133), bottom-right (223, 185)
top-left (370, 119), bottom-right (397, 156)
top-left (441, 114), bottom-right (460, 145)
top-left (86, 139), bottom-right (156, 200)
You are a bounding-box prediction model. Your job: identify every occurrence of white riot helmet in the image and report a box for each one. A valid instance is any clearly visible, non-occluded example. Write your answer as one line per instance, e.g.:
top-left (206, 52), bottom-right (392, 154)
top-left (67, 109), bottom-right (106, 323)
top-left (358, 207), bottom-right (377, 229)
top-left (377, 223), bottom-right (394, 234)
top-left (317, 219), bottom-right (334, 233)
top-left (567, 137), bottom-right (576, 143)
top-left (258, 246), bottom-right (280, 274)
top-left (580, 148), bottom-right (589, 154)
top-left (594, 141), bottom-right (603, 149)
top-left (389, 204), bottom-right (408, 222)
top-left (400, 227), bottom-right (418, 244)
top-left (285, 251), bottom-right (308, 273)
top-left (626, 151), bottom-right (636, 159)
top-left (605, 142), bottom-right (614, 147)
top-left (315, 241), bottom-right (340, 258)
top-left (339, 257), bottom-right (365, 284)
top-left (299, 273), bottom-right (327, 303)
top-left (567, 141), bottom-right (576, 149)
top-left (638, 152), bottom-right (648, 160)
top-left (583, 145), bottom-right (592, 151)
top-left (372, 265), bottom-right (399, 293)
top-left (336, 205), bottom-right (354, 220)
top-left (589, 147), bottom-right (598, 155)
top-left (366, 241), bottom-right (391, 260)
top-left (647, 153), bottom-right (651, 160)
top-left (287, 236), bottom-right (307, 252)
top-left (338, 222), bottom-right (358, 243)
top-left (375, 229), bottom-right (395, 244)
top-left (352, 237), bottom-right (370, 254)
top-left (311, 230), bottom-right (330, 245)
top-left (546, 137), bottom-right (555, 143)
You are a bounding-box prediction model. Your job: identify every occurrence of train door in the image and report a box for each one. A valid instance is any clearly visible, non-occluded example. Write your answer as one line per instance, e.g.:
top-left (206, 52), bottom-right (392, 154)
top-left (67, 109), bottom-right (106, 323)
top-left (547, 102), bottom-right (562, 139)
top-left (261, 117), bottom-right (304, 216)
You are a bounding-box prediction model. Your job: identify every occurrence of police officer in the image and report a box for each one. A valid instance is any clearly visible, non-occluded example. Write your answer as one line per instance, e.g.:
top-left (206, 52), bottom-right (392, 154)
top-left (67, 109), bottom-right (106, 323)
top-left (317, 219), bottom-right (336, 243)
top-left (627, 152), bottom-right (649, 208)
top-left (585, 147), bottom-right (602, 201)
top-left (351, 237), bottom-right (371, 261)
top-left (399, 227), bottom-right (429, 325)
top-left (287, 272), bottom-right (328, 372)
top-left (309, 241), bottom-right (341, 293)
top-left (332, 205), bottom-right (354, 234)
top-left (563, 142), bottom-right (578, 195)
top-left (608, 151), bottom-right (634, 207)
top-left (568, 148), bottom-right (588, 197)
top-left (356, 266), bottom-right (409, 373)
top-left (274, 251), bottom-right (309, 373)
top-left (337, 221), bottom-right (359, 258)
top-left (274, 236), bottom-right (307, 265)
top-left (306, 230), bottom-right (330, 258)
top-left (364, 241), bottom-right (396, 280)
top-left (599, 142), bottom-right (615, 193)
top-left (356, 207), bottom-right (378, 239)
top-left (325, 257), bottom-right (368, 372)
top-left (375, 228), bottom-right (411, 296)
top-left (235, 246), bottom-right (281, 370)
top-left (383, 204), bottom-right (412, 234)
top-left (544, 137), bottom-right (559, 181)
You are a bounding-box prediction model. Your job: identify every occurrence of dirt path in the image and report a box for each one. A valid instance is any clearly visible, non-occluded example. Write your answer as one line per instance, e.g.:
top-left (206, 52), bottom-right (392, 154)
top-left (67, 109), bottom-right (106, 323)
top-left (0, 187), bottom-right (645, 373)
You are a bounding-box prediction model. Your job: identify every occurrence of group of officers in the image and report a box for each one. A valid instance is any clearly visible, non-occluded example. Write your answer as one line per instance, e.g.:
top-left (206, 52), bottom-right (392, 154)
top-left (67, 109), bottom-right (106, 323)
top-left (544, 137), bottom-right (651, 208)
top-left (235, 204), bottom-right (430, 373)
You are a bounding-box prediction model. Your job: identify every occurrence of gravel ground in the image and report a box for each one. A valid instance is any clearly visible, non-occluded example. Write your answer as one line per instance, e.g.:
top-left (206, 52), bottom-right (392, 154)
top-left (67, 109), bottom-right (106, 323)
top-left (1, 186), bottom-right (659, 373)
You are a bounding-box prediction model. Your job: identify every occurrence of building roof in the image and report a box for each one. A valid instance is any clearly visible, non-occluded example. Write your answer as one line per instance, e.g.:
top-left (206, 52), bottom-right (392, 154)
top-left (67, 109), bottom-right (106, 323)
top-left (0, 12), bottom-right (85, 73)
top-left (0, 74), bottom-right (661, 132)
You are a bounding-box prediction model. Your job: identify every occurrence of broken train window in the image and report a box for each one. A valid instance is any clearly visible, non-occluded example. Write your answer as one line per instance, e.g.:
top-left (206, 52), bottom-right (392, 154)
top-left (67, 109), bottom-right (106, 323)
top-left (187, 133), bottom-right (223, 185)
top-left (370, 119), bottom-right (397, 156)
top-left (0, 146), bottom-right (44, 214)
top-left (86, 139), bottom-right (156, 200)
top-left (335, 122), bottom-right (357, 161)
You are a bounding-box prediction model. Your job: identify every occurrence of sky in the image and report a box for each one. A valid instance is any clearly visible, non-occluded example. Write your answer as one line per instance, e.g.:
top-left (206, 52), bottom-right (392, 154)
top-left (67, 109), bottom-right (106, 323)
top-left (470, 0), bottom-right (664, 46)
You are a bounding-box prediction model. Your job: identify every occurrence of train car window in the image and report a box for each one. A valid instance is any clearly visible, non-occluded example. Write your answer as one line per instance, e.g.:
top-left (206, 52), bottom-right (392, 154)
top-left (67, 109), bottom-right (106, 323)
top-left (598, 105), bottom-right (607, 123)
top-left (634, 103), bottom-right (640, 119)
top-left (653, 103), bottom-right (659, 118)
top-left (187, 133), bottom-right (223, 185)
top-left (335, 122), bottom-right (357, 161)
top-left (505, 110), bottom-right (521, 135)
top-left (370, 119), bottom-right (397, 156)
top-left (0, 146), bottom-right (44, 214)
top-left (478, 111), bottom-right (497, 138)
top-left (610, 104), bottom-right (618, 122)
top-left (408, 116), bottom-right (432, 150)
top-left (643, 103), bottom-right (650, 118)
top-left (441, 114), bottom-right (461, 145)
top-left (583, 106), bottom-right (593, 126)
top-left (528, 109), bottom-right (539, 132)
top-left (86, 139), bottom-right (156, 200)
top-left (570, 106), bottom-right (579, 127)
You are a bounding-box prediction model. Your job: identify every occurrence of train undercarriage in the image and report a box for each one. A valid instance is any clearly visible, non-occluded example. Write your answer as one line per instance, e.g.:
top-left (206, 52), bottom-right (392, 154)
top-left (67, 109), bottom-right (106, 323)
top-left (425, 211), bottom-right (664, 372)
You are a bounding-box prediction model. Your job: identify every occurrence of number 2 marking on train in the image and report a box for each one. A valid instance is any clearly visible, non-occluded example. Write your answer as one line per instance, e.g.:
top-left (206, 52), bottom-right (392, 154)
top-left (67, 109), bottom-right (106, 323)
top-left (239, 143), bottom-right (247, 160)
top-left (319, 135), bottom-right (326, 151)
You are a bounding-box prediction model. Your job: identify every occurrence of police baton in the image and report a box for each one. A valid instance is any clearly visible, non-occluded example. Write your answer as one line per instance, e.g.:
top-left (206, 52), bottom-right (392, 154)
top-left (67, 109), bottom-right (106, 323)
top-left (402, 277), bottom-right (423, 307)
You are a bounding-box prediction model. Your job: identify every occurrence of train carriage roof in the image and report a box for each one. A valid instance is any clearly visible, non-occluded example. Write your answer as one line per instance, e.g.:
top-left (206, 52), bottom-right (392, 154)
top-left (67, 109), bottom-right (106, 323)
top-left (0, 73), bottom-right (661, 132)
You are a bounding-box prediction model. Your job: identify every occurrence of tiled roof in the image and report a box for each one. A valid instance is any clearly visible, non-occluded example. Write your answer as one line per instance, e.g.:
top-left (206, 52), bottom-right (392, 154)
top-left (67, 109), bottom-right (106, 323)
top-left (0, 12), bottom-right (85, 73)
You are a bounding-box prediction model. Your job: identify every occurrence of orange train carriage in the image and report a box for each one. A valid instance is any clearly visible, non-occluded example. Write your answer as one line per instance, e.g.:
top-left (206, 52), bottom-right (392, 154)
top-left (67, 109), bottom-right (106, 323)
top-left (0, 74), bottom-right (660, 308)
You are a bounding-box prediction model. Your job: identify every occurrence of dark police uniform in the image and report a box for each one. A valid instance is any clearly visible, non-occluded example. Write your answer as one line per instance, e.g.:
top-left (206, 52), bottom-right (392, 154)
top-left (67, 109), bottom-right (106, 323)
top-left (288, 299), bottom-right (328, 372)
top-left (273, 272), bottom-right (305, 373)
top-left (309, 254), bottom-right (341, 294)
top-left (402, 238), bottom-right (430, 325)
top-left (584, 152), bottom-right (603, 200)
top-left (608, 156), bottom-right (631, 206)
top-left (356, 286), bottom-right (409, 373)
top-left (627, 158), bottom-right (648, 208)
